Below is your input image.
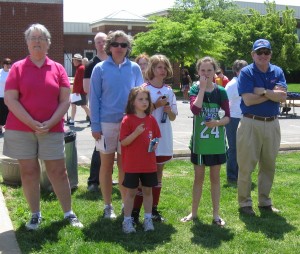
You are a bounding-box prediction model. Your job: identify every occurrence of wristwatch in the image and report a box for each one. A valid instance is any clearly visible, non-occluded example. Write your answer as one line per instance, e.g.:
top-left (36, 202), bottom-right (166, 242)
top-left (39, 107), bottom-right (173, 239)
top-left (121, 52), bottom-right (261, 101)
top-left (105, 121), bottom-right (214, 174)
top-left (261, 89), bottom-right (267, 96)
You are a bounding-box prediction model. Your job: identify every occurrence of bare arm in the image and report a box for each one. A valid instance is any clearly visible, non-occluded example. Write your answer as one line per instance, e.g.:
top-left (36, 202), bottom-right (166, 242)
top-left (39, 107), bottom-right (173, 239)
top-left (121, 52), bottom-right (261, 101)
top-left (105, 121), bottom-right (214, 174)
top-left (241, 92), bottom-right (268, 106)
top-left (83, 78), bottom-right (90, 94)
top-left (41, 87), bottom-right (70, 130)
top-left (4, 89), bottom-right (43, 131)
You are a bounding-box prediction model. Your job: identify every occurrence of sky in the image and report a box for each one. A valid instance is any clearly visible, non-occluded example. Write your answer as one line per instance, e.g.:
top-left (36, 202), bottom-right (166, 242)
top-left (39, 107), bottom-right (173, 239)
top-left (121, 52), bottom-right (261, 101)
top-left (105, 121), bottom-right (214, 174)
top-left (64, 0), bottom-right (300, 23)
top-left (63, 0), bottom-right (175, 22)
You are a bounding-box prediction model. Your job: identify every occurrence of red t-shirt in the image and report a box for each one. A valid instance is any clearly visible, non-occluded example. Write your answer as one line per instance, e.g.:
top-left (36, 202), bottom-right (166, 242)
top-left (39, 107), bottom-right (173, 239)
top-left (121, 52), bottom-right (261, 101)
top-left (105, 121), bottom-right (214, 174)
top-left (5, 56), bottom-right (70, 132)
top-left (72, 64), bottom-right (85, 94)
top-left (120, 114), bottom-right (161, 173)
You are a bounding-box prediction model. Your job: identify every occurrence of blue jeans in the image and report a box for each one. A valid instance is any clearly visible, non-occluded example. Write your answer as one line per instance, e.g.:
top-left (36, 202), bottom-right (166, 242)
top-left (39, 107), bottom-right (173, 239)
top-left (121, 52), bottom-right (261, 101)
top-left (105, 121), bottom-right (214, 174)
top-left (225, 117), bottom-right (240, 181)
top-left (87, 147), bottom-right (100, 186)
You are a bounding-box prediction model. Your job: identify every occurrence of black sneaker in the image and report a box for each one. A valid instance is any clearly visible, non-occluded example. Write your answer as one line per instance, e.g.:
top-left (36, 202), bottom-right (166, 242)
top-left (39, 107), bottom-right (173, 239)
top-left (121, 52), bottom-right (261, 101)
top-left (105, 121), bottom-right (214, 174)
top-left (152, 206), bottom-right (165, 222)
top-left (131, 208), bottom-right (140, 224)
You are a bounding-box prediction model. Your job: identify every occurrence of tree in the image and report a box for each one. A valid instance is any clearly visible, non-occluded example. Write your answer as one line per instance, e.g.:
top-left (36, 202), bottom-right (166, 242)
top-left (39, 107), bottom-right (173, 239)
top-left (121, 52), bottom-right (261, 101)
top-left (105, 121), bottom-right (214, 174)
top-left (225, 1), bottom-right (300, 71)
top-left (132, 6), bottom-right (232, 67)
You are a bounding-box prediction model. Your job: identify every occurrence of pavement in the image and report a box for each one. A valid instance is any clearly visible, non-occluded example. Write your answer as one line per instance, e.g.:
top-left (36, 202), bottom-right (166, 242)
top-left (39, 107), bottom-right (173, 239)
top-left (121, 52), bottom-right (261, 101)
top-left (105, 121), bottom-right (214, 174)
top-left (0, 99), bottom-right (300, 253)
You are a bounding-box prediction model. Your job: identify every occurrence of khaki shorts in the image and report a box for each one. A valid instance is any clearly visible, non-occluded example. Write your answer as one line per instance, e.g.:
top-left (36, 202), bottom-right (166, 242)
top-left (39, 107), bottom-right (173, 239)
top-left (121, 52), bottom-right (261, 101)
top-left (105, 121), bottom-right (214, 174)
top-left (100, 122), bottom-right (121, 154)
top-left (3, 130), bottom-right (65, 160)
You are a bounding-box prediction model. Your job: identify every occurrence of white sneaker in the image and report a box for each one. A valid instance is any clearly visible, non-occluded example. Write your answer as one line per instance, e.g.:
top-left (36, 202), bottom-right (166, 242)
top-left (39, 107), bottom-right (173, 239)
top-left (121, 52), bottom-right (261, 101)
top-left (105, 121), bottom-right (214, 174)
top-left (65, 214), bottom-right (83, 228)
top-left (103, 205), bottom-right (117, 219)
top-left (122, 219), bottom-right (136, 234)
top-left (143, 217), bottom-right (154, 232)
top-left (25, 214), bottom-right (42, 231)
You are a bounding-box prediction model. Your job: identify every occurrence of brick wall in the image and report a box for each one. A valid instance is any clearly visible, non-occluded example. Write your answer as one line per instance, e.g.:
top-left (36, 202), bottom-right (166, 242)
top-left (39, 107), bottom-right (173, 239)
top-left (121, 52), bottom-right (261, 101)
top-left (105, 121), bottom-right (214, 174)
top-left (0, 1), bottom-right (63, 64)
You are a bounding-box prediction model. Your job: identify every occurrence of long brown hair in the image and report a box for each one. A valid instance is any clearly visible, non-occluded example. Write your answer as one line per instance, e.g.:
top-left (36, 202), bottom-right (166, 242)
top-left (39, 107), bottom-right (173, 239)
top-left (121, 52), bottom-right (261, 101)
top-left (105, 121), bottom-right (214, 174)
top-left (125, 87), bottom-right (152, 115)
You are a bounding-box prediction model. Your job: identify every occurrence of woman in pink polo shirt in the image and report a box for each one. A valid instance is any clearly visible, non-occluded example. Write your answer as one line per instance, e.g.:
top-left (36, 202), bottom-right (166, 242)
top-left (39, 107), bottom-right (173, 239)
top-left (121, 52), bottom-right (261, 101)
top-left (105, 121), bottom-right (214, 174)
top-left (3, 23), bottom-right (82, 231)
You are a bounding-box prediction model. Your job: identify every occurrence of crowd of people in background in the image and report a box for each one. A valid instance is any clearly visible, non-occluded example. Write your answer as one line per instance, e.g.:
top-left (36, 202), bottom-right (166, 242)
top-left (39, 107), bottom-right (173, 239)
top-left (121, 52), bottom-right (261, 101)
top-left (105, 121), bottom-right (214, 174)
top-left (1, 23), bottom-right (287, 234)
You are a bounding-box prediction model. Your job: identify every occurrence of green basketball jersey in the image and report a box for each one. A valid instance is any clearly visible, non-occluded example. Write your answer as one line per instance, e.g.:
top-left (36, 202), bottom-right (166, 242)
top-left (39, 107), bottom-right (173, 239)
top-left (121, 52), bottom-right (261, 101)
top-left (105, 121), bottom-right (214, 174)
top-left (189, 83), bottom-right (227, 155)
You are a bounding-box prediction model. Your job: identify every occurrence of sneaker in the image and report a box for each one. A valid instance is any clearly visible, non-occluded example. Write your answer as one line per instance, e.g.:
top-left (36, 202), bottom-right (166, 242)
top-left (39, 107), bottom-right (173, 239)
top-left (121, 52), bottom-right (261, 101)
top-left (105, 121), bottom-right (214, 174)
top-left (131, 208), bottom-right (140, 224)
top-left (152, 206), bottom-right (165, 222)
top-left (67, 120), bottom-right (74, 126)
top-left (25, 214), bottom-right (42, 231)
top-left (143, 218), bottom-right (154, 232)
top-left (87, 183), bottom-right (99, 192)
top-left (103, 205), bottom-right (117, 219)
top-left (86, 115), bottom-right (90, 122)
top-left (65, 214), bottom-right (83, 228)
top-left (122, 219), bottom-right (136, 234)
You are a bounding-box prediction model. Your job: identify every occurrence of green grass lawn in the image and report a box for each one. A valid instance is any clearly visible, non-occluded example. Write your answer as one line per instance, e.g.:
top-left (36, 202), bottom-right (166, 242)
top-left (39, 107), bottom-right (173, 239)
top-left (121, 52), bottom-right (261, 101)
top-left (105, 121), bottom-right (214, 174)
top-left (287, 83), bottom-right (300, 92)
top-left (1, 151), bottom-right (300, 254)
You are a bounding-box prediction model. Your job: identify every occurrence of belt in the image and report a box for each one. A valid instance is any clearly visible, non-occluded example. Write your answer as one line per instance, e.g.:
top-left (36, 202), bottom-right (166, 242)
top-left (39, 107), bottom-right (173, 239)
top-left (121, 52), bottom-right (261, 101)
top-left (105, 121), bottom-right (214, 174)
top-left (243, 113), bottom-right (277, 122)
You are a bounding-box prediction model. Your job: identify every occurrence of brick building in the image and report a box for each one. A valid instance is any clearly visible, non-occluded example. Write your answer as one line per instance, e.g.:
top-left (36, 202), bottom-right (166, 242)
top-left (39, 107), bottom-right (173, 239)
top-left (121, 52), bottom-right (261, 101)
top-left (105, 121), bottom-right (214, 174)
top-left (0, 0), bottom-right (64, 64)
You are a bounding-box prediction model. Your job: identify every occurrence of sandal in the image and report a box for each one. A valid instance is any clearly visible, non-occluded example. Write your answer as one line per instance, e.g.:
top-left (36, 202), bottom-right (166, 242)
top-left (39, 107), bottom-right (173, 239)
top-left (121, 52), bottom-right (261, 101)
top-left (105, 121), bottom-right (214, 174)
top-left (212, 217), bottom-right (225, 227)
top-left (180, 214), bottom-right (197, 223)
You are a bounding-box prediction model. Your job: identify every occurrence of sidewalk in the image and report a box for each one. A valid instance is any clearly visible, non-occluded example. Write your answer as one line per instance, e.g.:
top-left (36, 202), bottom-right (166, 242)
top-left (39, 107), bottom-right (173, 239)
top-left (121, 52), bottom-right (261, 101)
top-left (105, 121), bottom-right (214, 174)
top-left (0, 100), bottom-right (300, 253)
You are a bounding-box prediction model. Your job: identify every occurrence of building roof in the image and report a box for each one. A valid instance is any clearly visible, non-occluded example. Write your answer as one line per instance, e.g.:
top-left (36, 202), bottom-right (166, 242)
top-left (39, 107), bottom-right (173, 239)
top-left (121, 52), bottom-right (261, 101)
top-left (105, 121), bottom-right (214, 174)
top-left (234, 1), bottom-right (300, 19)
top-left (90, 10), bottom-right (152, 29)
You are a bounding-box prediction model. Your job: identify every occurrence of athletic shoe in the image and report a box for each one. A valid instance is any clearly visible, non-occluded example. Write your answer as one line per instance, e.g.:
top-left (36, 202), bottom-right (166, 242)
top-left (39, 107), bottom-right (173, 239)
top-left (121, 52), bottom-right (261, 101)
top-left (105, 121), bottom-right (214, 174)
top-left (67, 120), bottom-right (74, 126)
top-left (131, 208), bottom-right (140, 224)
top-left (103, 205), bottom-right (117, 219)
top-left (152, 206), bottom-right (165, 222)
top-left (65, 214), bottom-right (83, 228)
top-left (87, 183), bottom-right (99, 192)
top-left (122, 219), bottom-right (136, 234)
top-left (25, 214), bottom-right (42, 231)
top-left (143, 218), bottom-right (154, 232)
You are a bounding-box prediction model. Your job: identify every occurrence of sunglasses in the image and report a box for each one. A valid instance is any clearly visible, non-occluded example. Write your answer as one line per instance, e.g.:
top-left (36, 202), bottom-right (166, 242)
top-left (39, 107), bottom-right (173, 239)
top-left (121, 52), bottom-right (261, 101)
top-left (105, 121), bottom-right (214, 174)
top-left (255, 48), bottom-right (271, 55)
top-left (110, 42), bottom-right (128, 48)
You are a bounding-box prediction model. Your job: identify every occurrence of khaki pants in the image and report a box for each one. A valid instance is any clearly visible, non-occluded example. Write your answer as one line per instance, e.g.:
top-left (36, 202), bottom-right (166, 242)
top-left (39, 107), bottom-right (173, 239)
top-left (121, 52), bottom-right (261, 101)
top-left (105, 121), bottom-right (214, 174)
top-left (237, 117), bottom-right (281, 207)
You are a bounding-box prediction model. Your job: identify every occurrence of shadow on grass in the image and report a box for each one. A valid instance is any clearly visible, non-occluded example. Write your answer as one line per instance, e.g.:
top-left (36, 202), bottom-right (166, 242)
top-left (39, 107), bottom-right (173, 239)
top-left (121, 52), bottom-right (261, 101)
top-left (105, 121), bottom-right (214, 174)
top-left (239, 210), bottom-right (296, 239)
top-left (75, 186), bottom-right (121, 201)
top-left (82, 215), bottom-right (176, 252)
top-left (190, 219), bottom-right (234, 248)
top-left (15, 220), bottom-right (69, 254)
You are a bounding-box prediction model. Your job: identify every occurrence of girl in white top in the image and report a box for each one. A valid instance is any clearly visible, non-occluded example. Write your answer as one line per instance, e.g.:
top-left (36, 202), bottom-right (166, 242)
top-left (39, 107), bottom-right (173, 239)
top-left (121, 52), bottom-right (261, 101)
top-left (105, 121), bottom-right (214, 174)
top-left (131, 54), bottom-right (178, 223)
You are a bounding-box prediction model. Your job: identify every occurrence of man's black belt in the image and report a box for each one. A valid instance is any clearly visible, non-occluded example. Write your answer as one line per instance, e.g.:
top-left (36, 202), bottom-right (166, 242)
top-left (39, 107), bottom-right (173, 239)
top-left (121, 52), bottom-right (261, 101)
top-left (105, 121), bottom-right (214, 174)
top-left (244, 113), bottom-right (277, 122)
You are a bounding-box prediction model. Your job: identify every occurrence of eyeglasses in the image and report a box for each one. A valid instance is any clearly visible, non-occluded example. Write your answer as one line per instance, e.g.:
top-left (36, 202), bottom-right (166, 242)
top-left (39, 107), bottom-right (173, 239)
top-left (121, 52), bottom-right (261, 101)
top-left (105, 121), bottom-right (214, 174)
top-left (29, 36), bottom-right (47, 42)
top-left (255, 48), bottom-right (271, 55)
top-left (110, 42), bottom-right (128, 48)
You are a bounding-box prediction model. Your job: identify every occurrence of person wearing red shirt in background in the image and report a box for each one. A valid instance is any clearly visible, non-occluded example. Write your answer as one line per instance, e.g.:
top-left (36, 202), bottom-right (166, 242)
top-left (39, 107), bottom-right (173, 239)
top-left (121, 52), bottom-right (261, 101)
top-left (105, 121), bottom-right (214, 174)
top-left (67, 53), bottom-right (90, 126)
top-left (214, 68), bottom-right (229, 88)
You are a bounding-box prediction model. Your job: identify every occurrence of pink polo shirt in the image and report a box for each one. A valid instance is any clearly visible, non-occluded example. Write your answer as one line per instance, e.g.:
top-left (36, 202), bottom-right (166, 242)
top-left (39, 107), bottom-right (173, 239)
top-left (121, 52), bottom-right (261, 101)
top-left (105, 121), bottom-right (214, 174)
top-left (5, 56), bottom-right (70, 132)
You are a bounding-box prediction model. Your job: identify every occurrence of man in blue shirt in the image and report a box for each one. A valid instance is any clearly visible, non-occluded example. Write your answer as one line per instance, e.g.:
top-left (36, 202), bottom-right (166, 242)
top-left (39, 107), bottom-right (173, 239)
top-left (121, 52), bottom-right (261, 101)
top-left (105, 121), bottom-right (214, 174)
top-left (237, 39), bottom-right (287, 216)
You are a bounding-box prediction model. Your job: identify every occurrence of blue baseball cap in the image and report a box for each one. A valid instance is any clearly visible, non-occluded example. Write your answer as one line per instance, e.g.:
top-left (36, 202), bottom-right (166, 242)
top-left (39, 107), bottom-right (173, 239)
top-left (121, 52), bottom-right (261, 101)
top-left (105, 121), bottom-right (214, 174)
top-left (252, 39), bottom-right (271, 51)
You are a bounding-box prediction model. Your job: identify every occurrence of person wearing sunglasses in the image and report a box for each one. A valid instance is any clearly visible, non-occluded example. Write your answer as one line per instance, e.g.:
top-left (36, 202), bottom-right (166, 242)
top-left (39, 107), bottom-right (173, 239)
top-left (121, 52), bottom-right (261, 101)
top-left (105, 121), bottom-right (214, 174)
top-left (0, 58), bottom-right (12, 134)
top-left (90, 30), bottom-right (144, 219)
top-left (237, 39), bottom-right (287, 216)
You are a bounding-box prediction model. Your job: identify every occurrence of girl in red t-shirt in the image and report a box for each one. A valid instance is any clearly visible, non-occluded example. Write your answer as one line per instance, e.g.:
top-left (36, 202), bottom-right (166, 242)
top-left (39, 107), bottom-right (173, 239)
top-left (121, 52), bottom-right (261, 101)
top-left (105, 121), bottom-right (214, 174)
top-left (120, 87), bottom-right (161, 234)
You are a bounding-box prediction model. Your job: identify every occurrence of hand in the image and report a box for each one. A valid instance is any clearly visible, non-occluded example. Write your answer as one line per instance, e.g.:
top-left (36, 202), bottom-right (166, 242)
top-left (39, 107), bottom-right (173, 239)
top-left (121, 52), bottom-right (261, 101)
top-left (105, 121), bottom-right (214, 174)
top-left (205, 119), bottom-right (218, 128)
top-left (134, 123), bottom-right (145, 136)
top-left (92, 131), bottom-right (102, 141)
top-left (199, 76), bottom-right (208, 90)
top-left (154, 96), bottom-right (168, 108)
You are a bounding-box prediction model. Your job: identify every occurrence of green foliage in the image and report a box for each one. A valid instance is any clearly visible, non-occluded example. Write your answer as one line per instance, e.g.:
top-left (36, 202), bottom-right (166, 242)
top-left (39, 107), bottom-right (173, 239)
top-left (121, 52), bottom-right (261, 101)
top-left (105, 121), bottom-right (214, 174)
top-left (2, 151), bottom-right (300, 253)
top-left (132, 0), bottom-right (300, 71)
top-left (132, 11), bottom-right (231, 67)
